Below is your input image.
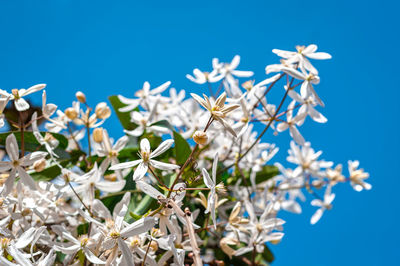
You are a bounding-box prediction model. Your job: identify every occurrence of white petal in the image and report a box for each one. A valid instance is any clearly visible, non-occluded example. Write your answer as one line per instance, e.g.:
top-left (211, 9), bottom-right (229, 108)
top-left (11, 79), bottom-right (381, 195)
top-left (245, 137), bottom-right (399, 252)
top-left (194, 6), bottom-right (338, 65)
top-left (14, 98), bottom-right (30, 111)
top-left (21, 84), bottom-right (46, 96)
top-left (124, 127), bottom-right (144, 137)
top-left (202, 168), bottom-right (214, 189)
top-left (133, 162), bottom-right (148, 181)
top-left (289, 126), bottom-right (305, 145)
top-left (6, 134), bottom-right (19, 161)
top-left (95, 180), bottom-right (126, 192)
top-left (149, 160), bottom-right (179, 171)
top-left (17, 167), bottom-right (36, 190)
top-left (120, 217), bottom-right (156, 238)
top-left (84, 247), bottom-right (106, 264)
top-left (136, 181), bottom-right (164, 199)
top-left (15, 227), bottom-right (37, 249)
top-left (310, 208), bottom-right (324, 224)
top-left (150, 139), bottom-right (174, 158)
top-left (140, 138), bottom-right (150, 153)
top-left (109, 159), bottom-right (142, 170)
top-left (307, 52), bottom-right (332, 60)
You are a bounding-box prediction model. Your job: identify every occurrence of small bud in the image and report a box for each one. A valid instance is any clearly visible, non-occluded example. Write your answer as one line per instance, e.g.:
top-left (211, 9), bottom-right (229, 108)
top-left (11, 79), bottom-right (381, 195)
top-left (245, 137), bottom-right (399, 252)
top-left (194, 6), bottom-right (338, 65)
top-left (11, 89), bottom-right (20, 98)
top-left (149, 241), bottom-right (158, 252)
top-left (65, 107), bottom-right (78, 120)
top-left (104, 173), bottom-right (117, 182)
top-left (270, 239), bottom-right (281, 245)
top-left (93, 128), bottom-right (104, 143)
top-left (33, 159), bottom-right (46, 172)
top-left (242, 80), bottom-right (254, 91)
top-left (21, 208), bottom-right (32, 216)
top-left (193, 131), bottom-right (208, 145)
top-left (95, 102), bottom-right (111, 119)
top-left (311, 179), bottom-right (323, 189)
top-left (75, 91), bottom-right (86, 103)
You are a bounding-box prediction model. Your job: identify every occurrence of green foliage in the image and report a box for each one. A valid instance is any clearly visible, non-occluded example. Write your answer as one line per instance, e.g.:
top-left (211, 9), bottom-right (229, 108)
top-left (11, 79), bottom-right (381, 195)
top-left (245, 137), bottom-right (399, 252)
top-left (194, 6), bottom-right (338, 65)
top-left (253, 165), bottom-right (279, 184)
top-left (172, 130), bottom-right (191, 165)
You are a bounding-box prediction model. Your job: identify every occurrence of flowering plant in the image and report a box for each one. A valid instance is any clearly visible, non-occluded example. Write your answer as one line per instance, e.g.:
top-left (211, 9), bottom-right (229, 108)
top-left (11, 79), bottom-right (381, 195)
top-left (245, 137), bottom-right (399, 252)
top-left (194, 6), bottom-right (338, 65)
top-left (0, 44), bottom-right (370, 265)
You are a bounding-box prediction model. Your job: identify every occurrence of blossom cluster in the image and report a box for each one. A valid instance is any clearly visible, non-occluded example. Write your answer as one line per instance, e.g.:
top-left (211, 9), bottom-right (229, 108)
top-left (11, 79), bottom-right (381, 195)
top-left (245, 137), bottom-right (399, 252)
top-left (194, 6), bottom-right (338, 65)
top-left (0, 44), bottom-right (370, 265)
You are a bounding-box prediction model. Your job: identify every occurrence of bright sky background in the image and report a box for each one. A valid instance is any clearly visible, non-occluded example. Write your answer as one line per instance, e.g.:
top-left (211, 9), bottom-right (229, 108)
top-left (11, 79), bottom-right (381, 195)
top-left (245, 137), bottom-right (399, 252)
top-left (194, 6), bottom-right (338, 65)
top-left (0, 1), bottom-right (398, 265)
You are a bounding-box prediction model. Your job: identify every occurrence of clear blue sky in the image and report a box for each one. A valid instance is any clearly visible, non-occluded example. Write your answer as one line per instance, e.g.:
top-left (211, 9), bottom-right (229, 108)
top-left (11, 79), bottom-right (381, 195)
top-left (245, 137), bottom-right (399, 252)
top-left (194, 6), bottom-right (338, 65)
top-left (0, 0), bottom-right (398, 265)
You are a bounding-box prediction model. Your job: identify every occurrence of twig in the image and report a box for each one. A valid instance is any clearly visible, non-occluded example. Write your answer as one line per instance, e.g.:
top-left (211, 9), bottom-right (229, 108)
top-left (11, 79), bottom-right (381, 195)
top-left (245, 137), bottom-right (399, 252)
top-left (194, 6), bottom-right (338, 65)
top-left (168, 116), bottom-right (213, 197)
top-left (141, 239), bottom-right (152, 266)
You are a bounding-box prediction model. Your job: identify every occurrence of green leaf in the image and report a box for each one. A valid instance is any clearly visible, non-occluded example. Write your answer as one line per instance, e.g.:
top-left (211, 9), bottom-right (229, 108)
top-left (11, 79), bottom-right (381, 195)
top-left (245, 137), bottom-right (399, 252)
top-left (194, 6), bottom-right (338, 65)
top-left (261, 244), bottom-right (274, 263)
top-left (31, 163), bottom-right (62, 182)
top-left (173, 130), bottom-right (191, 165)
top-left (77, 222), bottom-right (89, 235)
top-left (133, 195), bottom-right (155, 215)
top-left (108, 95), bottom-right (138, 130)
top-left (149, 120), bottom-right (173, 131)
top-left (254, 165), bottom-right (279, 184)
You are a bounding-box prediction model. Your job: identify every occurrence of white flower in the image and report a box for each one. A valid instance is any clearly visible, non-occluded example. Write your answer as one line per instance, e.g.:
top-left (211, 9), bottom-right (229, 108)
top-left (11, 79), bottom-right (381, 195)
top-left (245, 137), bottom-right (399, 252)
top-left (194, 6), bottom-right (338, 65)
top-left (96, 129), bottom-right (129, 179)
top-left (280, 67), bottom-right (324, 106)
top-left (201, 152), bottom-right (224, 229)
top-left (0, 84), bottom-right (46, 111)
top-left (348, 160), bottom-right (371, 192)
top-left (110, 138), bottom-right (179, 181)
top-left (287, 141), bottom-right (333, 177)
top-left (72, 163), bottom-right (126, 203)
top-left (186, 68), bottom-right (223, 84)
top-left (286, 86), bottom-right (327, 123)
top-left (118, 81), bottom-right (171, 112)
top-left (310, 185), bottom-right (335, 224)
top-left (242, 201), bottom-right (285, 253)
top-left (276, 100), bottom-right (307, 145)
top-left (32, 112), bottom-right (60, 159)
top-left (124, 102), bottom-right (169, 137)
top-left (213, 55), bottom-right (253, 84)
top-left (272, 44), bottom-right (331, 74)
top-left (190, 92), bottom-right (240, 137)
top-left (41, 90), bottom-right (66, 129)
top-left (0, 134), bottom-right (47, 195)
top-left (53, 230), bottom-right (105, 264)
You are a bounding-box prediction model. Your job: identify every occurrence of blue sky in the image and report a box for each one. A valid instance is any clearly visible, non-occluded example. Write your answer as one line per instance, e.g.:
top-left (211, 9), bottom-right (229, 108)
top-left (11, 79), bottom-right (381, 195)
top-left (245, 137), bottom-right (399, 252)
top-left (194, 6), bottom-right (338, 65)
top-left (0, 0), bottom-right (398, 265)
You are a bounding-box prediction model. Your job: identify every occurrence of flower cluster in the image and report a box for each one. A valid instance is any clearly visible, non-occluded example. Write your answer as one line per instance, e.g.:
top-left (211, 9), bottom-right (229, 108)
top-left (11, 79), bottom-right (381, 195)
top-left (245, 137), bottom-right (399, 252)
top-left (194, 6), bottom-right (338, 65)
top-left (0, 44), bottom-right (370, 265)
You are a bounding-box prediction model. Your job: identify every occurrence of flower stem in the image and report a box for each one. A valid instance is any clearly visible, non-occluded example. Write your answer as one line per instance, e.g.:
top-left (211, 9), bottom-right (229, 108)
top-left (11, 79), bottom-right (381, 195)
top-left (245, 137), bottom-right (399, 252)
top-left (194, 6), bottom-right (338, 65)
top-left (168, 116), bottom-right (213, 197)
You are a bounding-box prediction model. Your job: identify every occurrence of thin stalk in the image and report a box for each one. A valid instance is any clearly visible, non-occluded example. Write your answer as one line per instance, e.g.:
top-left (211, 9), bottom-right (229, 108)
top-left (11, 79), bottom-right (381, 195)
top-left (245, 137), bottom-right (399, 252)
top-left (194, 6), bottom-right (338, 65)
top-left (149, 167), bottom-right (168, 189)
top-left (67, 181), bottom-right (93, 217)
top-left (219, 80), bottom-right (292, 174)
top-left (141, 239), bottom-right (152, 266)
top-left (168, 116), bottom-right (213, 197)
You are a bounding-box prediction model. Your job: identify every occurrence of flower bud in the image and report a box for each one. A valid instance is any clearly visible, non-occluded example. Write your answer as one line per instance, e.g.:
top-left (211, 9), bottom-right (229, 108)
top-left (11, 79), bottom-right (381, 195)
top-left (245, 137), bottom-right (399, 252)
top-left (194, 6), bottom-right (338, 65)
top-left (95, 102), bottom-right (111, 119)
top-left (242, 80), bottom-right (254, 91)
top-left (65, 107), bottom-right (78, 120)
top-left (75, 91), bottom-right (86, 103)
top-left (193, 131), bottom-right (208, 145)
top-left (311, 179), bottom-right (323, 189)
top-left (104, 173), bottom-right (117, 182)
top-left (21, 208), bottom-right (32, 216)
top-left (270, 239), bottom-right (281, 245)
top-left (149, 241), bottom-right (158, 252)
top-left (33, 159), bottom-right (46, 172)
top-left (93, 128), bottom-right (104, 143)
